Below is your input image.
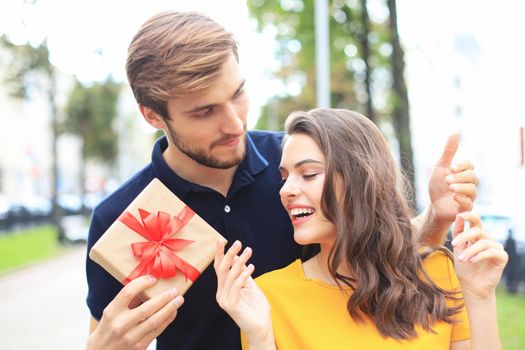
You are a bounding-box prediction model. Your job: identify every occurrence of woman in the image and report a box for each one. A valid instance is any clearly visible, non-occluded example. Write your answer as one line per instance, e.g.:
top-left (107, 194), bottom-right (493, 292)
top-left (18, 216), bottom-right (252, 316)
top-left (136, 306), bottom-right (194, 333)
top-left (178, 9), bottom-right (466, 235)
top-left (214, 108), bottom-right (508, 350)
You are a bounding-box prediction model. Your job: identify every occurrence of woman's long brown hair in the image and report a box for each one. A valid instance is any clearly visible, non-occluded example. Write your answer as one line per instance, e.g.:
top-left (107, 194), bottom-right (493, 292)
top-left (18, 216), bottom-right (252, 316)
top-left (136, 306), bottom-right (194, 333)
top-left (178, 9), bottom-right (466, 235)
top-left (285, 108), bottom-right (461, 340)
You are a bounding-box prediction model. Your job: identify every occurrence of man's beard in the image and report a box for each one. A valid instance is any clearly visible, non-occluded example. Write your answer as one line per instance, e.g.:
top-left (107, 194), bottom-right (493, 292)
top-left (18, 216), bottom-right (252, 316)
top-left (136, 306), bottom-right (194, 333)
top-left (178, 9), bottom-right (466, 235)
top-left (166, 125), bottom-right (246, 169)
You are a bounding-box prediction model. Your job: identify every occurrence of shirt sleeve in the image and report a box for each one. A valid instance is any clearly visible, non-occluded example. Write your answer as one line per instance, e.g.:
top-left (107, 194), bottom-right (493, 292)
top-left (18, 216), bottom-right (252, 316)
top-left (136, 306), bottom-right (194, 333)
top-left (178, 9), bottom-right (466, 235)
top-left (444, 253), bottom-right (471, 342)
top-left (85, 212), bottom-right (122, 320)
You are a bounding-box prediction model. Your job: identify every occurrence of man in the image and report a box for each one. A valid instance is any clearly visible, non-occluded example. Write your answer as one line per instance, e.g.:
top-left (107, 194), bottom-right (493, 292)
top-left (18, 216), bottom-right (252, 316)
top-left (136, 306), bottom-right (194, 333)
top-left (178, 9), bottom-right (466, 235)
top-left (86, 11), bottom-right (478, 350)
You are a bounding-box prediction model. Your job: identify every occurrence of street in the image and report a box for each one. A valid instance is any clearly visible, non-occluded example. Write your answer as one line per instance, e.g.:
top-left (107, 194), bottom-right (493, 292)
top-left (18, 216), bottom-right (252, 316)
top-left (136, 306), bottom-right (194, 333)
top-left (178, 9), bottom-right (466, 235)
top-left (0, 245), bottom-right (90, 349)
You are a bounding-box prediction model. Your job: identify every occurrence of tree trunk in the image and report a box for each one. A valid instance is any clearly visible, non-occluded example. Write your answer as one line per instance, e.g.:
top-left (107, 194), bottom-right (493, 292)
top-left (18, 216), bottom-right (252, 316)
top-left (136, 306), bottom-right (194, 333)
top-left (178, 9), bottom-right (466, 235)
top-left (386, 0), bottom-right (416, 210)
top-left (48, 79), bottom-right (65, 243)
top-left (359, 0), bottom-right (375, 123)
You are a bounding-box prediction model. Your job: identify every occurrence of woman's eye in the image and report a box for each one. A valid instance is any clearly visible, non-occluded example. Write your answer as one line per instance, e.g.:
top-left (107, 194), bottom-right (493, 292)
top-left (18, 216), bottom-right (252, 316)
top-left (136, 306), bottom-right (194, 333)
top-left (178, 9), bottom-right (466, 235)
top-left (303, 173), bottom-right (318, 180)
top-left (280, 178), bottom-right (287, 187)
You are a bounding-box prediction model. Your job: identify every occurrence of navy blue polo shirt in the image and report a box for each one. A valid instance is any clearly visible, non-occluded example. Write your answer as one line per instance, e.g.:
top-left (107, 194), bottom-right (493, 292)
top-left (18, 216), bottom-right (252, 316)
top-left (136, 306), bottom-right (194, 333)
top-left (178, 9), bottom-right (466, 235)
top-left (86, 131), bottom-right (301, 350)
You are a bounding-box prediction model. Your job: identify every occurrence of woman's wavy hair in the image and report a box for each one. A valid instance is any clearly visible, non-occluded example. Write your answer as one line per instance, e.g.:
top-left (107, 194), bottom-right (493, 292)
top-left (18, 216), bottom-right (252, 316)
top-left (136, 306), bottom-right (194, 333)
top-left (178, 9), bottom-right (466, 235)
top-left (284, 108), bottom-right (461, 340)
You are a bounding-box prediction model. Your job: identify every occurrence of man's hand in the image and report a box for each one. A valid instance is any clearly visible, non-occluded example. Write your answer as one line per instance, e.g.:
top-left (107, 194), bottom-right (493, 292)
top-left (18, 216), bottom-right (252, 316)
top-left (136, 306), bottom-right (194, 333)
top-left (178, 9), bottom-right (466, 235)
top-left (86, 275), bottom-right (184, 350)
top-left (418, 133), bottom-right (479, 245)
top-left (429, 133), bottom-right (478, 223)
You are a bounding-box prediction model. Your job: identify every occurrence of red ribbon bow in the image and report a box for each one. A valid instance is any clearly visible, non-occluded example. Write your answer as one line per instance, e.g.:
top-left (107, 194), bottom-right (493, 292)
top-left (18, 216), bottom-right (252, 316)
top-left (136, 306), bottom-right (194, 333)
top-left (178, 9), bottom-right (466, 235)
top-left (118, 206), bottom-right (201, 285)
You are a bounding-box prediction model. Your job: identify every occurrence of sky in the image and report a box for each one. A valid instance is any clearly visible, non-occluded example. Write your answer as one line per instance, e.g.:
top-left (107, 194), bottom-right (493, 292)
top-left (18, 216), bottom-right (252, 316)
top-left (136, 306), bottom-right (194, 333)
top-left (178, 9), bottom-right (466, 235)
top-left (0, 0), bottom-right (277, 128)
top-left (1, 0), bottom-right (524, 219)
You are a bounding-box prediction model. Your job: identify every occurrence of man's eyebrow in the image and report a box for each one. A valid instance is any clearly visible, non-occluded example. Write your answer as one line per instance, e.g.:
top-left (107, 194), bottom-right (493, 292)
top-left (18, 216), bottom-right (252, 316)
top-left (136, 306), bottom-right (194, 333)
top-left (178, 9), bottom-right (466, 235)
top-left (279, 159), bottom-right (323, 172)
top-left (184, 80), bottom-right (246, 114)
top-left (233, 80), bottom-right (246, 96)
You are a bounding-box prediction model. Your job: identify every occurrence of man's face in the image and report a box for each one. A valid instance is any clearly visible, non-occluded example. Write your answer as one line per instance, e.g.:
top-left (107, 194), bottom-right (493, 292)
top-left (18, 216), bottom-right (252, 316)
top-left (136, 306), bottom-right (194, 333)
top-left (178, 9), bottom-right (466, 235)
top-left (163, 54), bottom-right (249, 169)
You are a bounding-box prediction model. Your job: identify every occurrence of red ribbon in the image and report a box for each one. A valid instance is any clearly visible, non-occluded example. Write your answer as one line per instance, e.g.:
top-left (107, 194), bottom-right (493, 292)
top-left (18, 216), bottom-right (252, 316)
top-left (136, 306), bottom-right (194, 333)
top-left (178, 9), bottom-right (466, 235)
top-left (118, 206), bottom-right (201, 285)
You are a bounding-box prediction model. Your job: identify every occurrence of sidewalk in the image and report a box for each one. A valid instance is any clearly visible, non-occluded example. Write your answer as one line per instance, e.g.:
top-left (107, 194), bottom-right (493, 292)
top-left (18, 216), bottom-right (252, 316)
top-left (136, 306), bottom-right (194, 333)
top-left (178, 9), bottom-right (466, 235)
top-left (0, 245), bottom-right (90, 350)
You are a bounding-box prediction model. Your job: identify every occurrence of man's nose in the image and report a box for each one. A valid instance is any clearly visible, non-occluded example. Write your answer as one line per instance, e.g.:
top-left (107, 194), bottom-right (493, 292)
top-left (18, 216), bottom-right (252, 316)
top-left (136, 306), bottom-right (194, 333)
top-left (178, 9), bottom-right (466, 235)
top-left (221, 103), bottom-right (244, 135)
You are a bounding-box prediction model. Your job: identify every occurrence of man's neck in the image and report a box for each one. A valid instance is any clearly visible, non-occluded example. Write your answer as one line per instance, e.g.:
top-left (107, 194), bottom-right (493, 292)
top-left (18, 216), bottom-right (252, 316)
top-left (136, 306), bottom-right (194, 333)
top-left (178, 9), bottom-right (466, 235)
top-left (162, 145), bottom-right (238, 197)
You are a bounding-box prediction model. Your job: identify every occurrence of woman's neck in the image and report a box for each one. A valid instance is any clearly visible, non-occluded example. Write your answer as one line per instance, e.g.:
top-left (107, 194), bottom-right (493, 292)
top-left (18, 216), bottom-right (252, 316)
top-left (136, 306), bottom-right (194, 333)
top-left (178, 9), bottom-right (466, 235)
top-left (303, 244), bottom-right (353, 285)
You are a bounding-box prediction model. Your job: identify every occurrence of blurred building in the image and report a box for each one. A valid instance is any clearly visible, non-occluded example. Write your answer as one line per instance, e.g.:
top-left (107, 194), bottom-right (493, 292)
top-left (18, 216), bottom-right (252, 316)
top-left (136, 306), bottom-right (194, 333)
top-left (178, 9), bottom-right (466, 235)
top-left (404, 23), bottom-right (525, 225)
top-left (0, 45), bottom-right (153, 210)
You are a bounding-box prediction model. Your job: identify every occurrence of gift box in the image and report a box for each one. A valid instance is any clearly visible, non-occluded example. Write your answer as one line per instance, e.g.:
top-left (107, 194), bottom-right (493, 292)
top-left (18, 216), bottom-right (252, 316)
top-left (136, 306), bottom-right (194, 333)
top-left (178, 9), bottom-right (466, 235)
top-left (89, 178), bottom-right (226, 300)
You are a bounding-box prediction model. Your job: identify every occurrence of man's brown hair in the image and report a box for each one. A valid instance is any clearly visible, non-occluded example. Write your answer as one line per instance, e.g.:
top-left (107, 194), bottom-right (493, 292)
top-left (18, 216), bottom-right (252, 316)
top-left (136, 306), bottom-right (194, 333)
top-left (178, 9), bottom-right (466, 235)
top-left (126, 11), bottom-right (238, 119)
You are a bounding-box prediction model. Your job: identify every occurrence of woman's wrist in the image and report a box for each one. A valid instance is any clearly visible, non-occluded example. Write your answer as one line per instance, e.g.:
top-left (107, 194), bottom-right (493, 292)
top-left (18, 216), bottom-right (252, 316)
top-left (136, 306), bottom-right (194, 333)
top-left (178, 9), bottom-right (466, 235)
top-left (246, 325), bottom-right (276, 350)
top-left (461, 288), bottom-right (497, 307)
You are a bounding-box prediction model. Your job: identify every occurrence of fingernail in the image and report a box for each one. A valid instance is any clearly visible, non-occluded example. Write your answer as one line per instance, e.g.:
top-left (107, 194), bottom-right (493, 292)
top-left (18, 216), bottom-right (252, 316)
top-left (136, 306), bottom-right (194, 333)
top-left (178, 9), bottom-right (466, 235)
top-left (233, 240), bottom-right (240, 247)
top-left (458, 253), bottom-right (466, 261)
top-left (445, 175), bottom-right (455, 183)
top-left (451, 238), bottom-right (459, 246)
top-left (170, 288), bottom-right (179, 297)
top-left (449, 184), bottom-right (459, 191)
top-left (149, 276), bottom-right (157, 283)
top-left (173, 295), bottom-right (184, 307)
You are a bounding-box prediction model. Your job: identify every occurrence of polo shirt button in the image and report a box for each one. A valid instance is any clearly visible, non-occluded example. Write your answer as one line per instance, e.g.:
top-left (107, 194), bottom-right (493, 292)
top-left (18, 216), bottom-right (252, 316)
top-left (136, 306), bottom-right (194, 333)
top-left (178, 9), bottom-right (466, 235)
top-left (224, 205), bottom-right (231, 213)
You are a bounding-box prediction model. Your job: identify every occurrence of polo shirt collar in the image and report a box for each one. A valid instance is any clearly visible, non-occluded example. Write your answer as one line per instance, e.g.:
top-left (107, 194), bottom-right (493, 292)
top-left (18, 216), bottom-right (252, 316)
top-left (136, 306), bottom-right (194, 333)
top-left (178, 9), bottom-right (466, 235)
top-left (150, 133), bottom-right (269, 198)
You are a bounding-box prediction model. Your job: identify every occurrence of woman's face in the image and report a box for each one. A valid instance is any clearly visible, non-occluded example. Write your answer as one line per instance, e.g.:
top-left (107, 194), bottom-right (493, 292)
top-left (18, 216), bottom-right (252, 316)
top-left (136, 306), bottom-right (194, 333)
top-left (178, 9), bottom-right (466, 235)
top-left (279, 133), bottom-right (337, 245)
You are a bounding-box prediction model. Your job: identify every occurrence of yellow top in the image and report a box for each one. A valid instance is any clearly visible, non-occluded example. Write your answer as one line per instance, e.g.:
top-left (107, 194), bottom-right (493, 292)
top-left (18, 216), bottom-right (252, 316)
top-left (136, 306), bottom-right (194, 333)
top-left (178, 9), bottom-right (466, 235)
top-left (243, 250), bottom-right (469, 350)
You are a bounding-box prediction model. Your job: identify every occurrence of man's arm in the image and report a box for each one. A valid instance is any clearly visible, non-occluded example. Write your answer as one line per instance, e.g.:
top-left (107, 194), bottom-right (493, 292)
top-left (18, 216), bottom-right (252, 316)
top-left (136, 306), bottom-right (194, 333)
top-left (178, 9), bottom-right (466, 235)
top-left (86, 275), bottom-right (184, 350)
top-left (413, 134), bottom-right (478, 245)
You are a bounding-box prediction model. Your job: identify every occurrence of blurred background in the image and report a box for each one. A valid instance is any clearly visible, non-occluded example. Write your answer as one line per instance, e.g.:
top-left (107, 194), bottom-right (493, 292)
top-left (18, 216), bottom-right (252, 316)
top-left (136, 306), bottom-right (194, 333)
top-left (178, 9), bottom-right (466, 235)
top-left (0, 0), bottom-right (523, 349)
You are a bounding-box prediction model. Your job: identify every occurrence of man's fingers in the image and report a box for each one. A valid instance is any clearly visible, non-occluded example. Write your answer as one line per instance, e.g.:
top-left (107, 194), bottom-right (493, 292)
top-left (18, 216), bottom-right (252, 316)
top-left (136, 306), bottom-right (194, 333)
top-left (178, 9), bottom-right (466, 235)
top-left (449, 183), bottom-right (477, 199)
top-left (110, 275), bottom-right (158, 312)
top-left (129, 287), bottom-right (181, 325)
top-left (451, 160), bottom-right (475, 173)
top-left (445, 169), bottom-right (478, 185)
top-left (436, 133), bottom-right (460, 168)
top-left (452, 194), bottom-right (473, 212)
top-left (130, 293), bottom-right (184, 345)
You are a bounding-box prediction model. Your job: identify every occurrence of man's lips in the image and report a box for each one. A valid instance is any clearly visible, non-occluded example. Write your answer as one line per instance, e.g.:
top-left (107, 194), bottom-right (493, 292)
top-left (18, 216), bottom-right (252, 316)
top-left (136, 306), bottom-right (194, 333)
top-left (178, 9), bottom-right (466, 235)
top-left (214, 136), bottom-right (241, 148)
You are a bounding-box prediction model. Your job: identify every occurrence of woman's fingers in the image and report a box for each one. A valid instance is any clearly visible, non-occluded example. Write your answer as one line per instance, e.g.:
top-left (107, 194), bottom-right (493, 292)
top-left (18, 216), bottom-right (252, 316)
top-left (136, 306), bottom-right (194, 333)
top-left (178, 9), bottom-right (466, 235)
top-left (468, 246), bottom-right (508, 265)
top-left (225, 264), bottom-right (255, 310)
top-left (456, 239), bottom-right (501, 262)
top-left (221, 247), bottom-right (253, 297)
top-left (452, 226), bottom-right (484, 248)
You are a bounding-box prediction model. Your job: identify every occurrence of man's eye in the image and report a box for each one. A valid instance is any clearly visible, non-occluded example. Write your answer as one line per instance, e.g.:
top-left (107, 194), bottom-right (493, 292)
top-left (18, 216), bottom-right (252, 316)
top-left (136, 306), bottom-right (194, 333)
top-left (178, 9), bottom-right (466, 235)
top-left (196, 108), bottom-right (214, 118)
top-left (234, 89), bottom-right (245, 99)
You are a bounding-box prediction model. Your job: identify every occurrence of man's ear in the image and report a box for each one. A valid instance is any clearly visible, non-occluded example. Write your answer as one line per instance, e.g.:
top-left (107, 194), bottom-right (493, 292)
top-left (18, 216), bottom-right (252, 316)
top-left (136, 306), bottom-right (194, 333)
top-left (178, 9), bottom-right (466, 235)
top-left (139, 105), bottom-right (166, 129)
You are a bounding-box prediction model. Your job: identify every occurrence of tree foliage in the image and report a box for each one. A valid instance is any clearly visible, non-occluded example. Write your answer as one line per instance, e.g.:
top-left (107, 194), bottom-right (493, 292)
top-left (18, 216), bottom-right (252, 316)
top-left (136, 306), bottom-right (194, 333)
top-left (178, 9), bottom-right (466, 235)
top-left (248, 0), bottom-right (416, 207)
top-left (0, 35), bottom-right (66, 240)
top-left (64, 78), bottom-right (121, 165)
top-left (0, 35), bottom-right (54, 99)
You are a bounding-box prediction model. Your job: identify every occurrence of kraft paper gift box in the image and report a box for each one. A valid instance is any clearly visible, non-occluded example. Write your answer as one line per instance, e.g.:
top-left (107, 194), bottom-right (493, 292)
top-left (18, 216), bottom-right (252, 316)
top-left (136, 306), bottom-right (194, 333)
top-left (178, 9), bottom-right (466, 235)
top-left (89, 178), bottom-right (226, 300)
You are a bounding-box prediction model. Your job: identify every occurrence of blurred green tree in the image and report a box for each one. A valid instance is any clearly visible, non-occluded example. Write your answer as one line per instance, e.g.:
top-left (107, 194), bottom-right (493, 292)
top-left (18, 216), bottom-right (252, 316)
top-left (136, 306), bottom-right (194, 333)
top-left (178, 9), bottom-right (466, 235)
top-left (386, 0), bottom-right (415, 207)
top-left (63, 78), bottom-right (121, 213)
top-left (0, 35), bottom-right (65, 242)
top-left (248, 0), bottom-right (415, 207)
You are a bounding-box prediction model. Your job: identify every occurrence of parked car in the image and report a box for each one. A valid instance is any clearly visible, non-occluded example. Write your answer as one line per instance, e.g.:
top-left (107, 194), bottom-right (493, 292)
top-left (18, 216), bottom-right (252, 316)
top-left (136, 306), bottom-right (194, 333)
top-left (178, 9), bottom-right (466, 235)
top-left (477, 205), bottom-right (525, 293)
